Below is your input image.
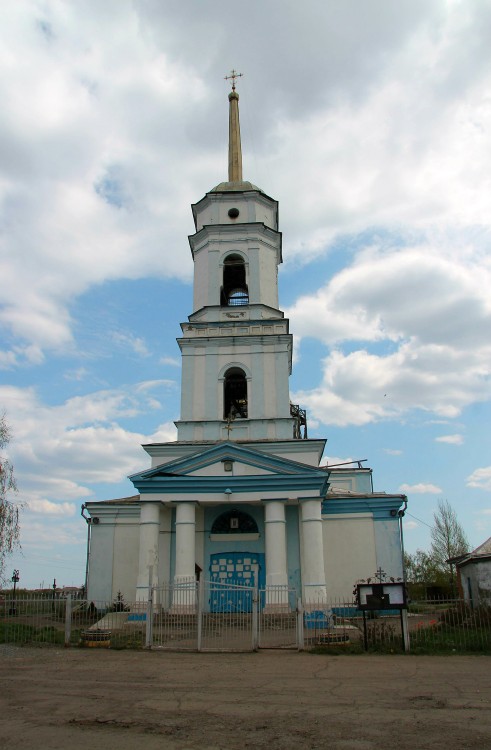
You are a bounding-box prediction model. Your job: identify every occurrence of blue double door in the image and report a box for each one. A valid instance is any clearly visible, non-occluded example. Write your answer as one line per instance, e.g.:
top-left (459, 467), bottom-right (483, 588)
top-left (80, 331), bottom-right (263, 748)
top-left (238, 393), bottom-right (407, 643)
top-left (209, 552), bottom-right (265, 612)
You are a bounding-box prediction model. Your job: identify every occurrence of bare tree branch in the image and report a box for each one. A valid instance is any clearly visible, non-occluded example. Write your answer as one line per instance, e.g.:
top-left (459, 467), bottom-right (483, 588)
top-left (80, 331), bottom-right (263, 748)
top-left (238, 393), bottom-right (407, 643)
top-left (0, 414), bottom-right (22, 584)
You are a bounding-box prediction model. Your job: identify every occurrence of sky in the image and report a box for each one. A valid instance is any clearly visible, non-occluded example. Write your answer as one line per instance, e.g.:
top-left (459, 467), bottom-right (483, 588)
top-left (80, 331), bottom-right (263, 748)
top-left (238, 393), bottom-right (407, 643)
top-left (1, 0), bottom-right (490, 589)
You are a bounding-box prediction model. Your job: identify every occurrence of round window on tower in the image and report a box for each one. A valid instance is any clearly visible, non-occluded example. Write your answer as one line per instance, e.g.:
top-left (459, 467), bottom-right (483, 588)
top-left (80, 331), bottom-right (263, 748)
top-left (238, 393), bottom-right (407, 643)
top-left (228, 207), bottom-right (240, 219)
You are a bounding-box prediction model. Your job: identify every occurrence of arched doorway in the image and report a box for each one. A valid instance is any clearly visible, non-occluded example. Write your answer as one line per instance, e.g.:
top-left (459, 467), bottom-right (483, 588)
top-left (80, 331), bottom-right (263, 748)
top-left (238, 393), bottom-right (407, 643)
top-left (209, 509), bottom-right (264, 612)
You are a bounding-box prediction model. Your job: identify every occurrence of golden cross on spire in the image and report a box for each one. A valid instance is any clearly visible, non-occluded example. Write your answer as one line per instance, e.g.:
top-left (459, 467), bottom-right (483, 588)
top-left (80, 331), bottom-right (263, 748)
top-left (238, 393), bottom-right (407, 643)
top-left (224, 69), bottom-right (243, 92)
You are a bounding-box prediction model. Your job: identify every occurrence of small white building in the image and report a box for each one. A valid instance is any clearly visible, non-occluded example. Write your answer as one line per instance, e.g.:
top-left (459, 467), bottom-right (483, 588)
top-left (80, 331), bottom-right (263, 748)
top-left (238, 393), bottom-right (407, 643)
top-left (83, 81), bottom-right (406, 610)
top-left (455, 537), bottom-right (491, 606)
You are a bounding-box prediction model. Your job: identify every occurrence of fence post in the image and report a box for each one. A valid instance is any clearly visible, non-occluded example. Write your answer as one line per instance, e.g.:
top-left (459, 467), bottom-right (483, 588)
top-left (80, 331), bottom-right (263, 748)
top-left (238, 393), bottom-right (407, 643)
top-left (197, 578), bottom-right (204, 652)
top-left (145, 567), bottom-right (153, 649)
top-left (64, 593), bottom-right (72, 647)
top-left (401, 609), bottom-right (410, 652)
top-left (252, 581), bottom-right (259, 651)
top-left (297, 597), bottom-right (304, 651)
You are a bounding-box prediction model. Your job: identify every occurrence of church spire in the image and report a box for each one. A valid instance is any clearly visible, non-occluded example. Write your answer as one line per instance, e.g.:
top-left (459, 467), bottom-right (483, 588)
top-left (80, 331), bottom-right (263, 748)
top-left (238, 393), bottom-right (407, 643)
top-left (225, 69), bottom-right (243, 182)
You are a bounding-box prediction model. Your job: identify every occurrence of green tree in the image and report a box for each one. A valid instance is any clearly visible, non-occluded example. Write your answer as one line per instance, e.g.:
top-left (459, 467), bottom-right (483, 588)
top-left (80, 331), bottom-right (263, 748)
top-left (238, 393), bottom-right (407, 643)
top-left (405, 500), bottom-right (469, 598)
top-left (430, 499), bottom-right (469, 589)
top-left (404, 549), bottom-right (449, 597)
top-left (404, 549), bottom-right (444, 585)
top-left (0, 414), bottom-right (21, 584)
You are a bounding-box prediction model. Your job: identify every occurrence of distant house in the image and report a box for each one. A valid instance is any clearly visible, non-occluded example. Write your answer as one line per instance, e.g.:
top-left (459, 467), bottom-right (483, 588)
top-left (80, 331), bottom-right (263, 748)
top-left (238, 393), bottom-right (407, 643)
top-left (453, 537), bottom-right (491, 607)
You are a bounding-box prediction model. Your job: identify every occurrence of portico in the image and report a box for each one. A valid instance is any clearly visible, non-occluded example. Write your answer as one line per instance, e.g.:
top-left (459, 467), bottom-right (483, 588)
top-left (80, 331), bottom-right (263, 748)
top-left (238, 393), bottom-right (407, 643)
top-left (130, 441), bottom-right (330, 612)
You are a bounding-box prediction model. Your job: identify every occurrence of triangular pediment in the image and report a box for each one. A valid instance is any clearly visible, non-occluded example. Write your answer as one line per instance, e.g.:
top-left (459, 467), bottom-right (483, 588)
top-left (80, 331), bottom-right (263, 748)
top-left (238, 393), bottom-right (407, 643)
top-left (129, 442), bottom-right (330, 497)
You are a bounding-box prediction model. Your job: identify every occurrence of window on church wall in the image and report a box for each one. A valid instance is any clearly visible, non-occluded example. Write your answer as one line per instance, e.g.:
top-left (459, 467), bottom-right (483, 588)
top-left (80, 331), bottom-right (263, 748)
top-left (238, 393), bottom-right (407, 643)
top-left (221, 254), bottom-right (249, 306)
top-left (211, 510), bottom-right (258, 534)
top-left (224, 368), bottom-right (248, 419)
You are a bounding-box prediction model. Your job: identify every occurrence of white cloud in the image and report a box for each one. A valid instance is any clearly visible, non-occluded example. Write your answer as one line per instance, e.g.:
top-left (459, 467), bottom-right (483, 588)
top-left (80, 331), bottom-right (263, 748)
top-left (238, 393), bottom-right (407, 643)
top-left (1, 1), bottom-right (491, 370)
top-left (21, 476), bottom-right (92, 502)
top-left (0, 384), bottom-right (178, 510)
top-left (159, 356), bottom-right (180, 367)
top-left (16, 517), bottom-right (86, 550)
top-left (28, 499), bottom-right (76, 517)
top-left (467, 467), bottom-right (491, 491)
top-left (64, 367), bottom-right (89, 382)
top-left (0, 344), bottom-right (44, 370)
top-left (399, 483), bottom-right (442, 494)
top-left (435, 434), bottom-right (464, 445)
top-left (384, 449), bottom-right (403, 456)
top-left (403, 520), bottom-right (419, 531)
top-left (290, 244), bottom-right (491, 426)
top-left (135, 379), bottom-right (176, 392)
top-left (111, 332), bottom-right (150, 357)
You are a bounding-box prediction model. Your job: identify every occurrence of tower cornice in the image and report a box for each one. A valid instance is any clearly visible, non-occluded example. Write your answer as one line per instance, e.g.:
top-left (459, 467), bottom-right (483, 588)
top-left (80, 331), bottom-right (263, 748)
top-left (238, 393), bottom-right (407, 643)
top-left (188, 222), bottom-right (282, 263)
top-left (191, 189), bottom-right (278, 233)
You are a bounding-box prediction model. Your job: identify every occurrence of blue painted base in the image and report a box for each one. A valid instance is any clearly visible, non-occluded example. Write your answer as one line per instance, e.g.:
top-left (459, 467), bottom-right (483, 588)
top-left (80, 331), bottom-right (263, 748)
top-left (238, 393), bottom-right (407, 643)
top-left (304, 610), bottom-right (330, 629)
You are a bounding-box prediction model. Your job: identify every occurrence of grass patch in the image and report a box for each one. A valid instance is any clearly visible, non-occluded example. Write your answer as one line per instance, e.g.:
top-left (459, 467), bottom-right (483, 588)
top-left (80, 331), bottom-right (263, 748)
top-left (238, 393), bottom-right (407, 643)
top-left (410, 626), bottom-right (491, 655)
top-left (0, 621), bottom-right (64, 645)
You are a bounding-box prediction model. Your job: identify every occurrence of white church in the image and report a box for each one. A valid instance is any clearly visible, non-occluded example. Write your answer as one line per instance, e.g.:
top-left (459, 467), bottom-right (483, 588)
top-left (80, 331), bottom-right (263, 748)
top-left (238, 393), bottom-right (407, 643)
top-left (83, 78), bottom-right (406, 611)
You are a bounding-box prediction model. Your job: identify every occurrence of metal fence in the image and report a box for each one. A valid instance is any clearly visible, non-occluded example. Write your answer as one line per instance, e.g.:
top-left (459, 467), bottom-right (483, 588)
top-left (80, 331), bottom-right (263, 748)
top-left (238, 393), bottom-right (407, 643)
top-left (0, 594), bottom-right (147, 649)
top-left (1, 589), bottom-right (490, 653)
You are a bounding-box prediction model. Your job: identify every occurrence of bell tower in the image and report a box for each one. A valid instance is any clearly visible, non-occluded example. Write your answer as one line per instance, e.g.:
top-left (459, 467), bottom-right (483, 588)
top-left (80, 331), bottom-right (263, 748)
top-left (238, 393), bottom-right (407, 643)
top-left (175, 75), bottom-right (296, 442)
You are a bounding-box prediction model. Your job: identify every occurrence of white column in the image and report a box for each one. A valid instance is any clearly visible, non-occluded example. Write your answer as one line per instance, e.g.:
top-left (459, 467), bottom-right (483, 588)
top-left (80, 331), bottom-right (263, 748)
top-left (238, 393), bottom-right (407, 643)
top-left (171, 502), bottom-right (197, 613)
top-left (136, 502), bottom-right (160, 603)
top-left (300, 499), bottom-right (327, 608)
top-left (264, 501), bottom-right (289, 612)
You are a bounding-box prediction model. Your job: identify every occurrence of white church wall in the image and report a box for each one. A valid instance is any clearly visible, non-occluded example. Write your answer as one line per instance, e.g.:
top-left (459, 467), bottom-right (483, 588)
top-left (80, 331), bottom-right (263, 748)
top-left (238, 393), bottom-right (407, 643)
top-left (192, 247), bottom-right (211, 310)
top-left (112, 520), bottom-right (139, 602)
top-left (322, 514), bottom-right (377, 600)
top-left (272, 352), bottom-right (292, 418)
top-left (373, 518), bottom-right (403, 579)
top-left (267, 446), bottom-right (323, 467)
top-left (327, 470), bottom-right (372, 493)
top-left (193, 347), bottom-right (207, 419)
top-left (257, 247), bottom-right (279, 309)
top-left (87, 522), bottom-right (115, 602)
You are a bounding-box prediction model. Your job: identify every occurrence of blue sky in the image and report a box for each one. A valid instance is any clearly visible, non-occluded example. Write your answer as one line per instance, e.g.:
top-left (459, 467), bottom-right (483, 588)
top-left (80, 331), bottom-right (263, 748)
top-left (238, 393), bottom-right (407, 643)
top-left (1, 0), bottom-right (490, 589)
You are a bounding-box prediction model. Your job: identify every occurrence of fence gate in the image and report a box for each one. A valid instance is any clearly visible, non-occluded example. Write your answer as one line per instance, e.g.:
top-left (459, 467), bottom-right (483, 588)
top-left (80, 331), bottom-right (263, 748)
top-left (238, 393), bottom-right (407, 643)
top-left (151, 583), bottom-right (199, 650)
top-left (199, 579), bottom-right (257, 651)
top-left (258, 587), bottom-right (299, 649)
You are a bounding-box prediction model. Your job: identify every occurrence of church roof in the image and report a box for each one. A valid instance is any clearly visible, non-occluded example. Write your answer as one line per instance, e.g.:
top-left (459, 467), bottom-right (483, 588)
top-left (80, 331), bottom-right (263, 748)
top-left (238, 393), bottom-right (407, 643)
top-left (129, 440), bottom-right (330, 497)
top-left (210, 180), bottom-right (264, 194)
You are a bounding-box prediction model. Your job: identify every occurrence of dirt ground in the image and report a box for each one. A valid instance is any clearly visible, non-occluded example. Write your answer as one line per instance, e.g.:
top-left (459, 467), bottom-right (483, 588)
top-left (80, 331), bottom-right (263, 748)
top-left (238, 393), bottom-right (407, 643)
top-left (1, 646), bottom-right (490, 750)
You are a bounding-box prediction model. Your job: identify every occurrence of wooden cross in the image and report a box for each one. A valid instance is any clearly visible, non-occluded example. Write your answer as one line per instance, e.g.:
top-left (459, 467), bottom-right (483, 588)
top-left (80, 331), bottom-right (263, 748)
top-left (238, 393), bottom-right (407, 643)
top-left (224, 69), bottom-right (243, 91)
